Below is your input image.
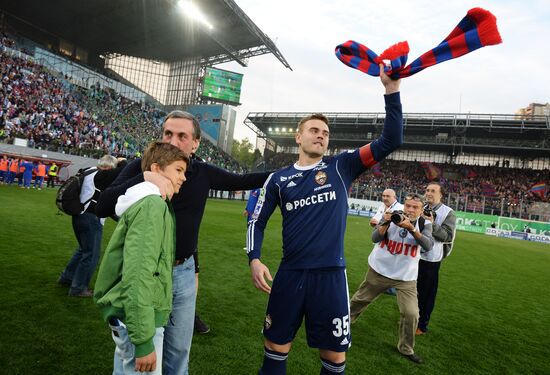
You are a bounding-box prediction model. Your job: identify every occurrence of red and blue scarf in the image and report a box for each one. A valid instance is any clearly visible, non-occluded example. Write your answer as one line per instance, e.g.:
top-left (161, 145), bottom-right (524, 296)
top-left (335, 8), bottom-right (502, 79)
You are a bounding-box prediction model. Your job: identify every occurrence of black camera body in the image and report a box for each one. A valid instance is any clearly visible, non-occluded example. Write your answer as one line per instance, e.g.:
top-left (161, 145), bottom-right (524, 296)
top-left (423, 205), bottom-right (437, 219)
top-left (390, 210), bottom-right (406, 224)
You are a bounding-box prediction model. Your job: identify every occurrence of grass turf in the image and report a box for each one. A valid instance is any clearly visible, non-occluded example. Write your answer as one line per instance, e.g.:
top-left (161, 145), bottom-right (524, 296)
top-left (0, 184), bottom-right (549, 374)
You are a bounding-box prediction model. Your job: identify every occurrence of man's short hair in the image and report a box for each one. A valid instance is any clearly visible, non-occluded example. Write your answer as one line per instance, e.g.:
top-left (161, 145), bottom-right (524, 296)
top-left (141, 141), bottom-right (190, 172)
top-left (297, 113), bottom-right (329, 133)
top-left (162, 110), bottom-right (201, 140)
top-left (98, 155), bottom-right (118, 169)
top-left (427, 181), bottom-right (445, 196)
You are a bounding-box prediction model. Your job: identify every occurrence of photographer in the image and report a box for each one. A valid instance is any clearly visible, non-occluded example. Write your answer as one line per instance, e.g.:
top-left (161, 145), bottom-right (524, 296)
top-left (350, 193), bottom-right (433, 364)
top-left (370, 188), bottom-right (403, 228)
top-left (370, 188), bottom-right (404, 296)
top-left (416, 182), bottom-right (456, 335)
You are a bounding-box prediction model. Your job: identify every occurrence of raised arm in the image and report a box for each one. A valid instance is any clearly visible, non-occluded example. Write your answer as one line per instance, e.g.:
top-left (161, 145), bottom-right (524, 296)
top-left (361, 65), bottom-right (403, 168)
top-left (340, 66), bottom-right (403, 181)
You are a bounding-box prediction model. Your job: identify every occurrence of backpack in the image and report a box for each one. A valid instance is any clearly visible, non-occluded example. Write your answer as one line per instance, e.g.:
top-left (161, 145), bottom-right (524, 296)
top-left (56, 168), bottom-right (97, 215)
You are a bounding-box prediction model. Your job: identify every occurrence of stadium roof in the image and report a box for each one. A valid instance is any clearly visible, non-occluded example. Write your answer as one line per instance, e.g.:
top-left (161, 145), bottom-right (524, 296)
top-left (245, 112), bottom-right (550, 157)
top-left (0, 0), bottom-right (291, 69)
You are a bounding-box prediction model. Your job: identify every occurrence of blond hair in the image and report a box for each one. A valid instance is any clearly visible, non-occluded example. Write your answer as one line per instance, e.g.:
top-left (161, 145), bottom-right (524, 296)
top-left (296, 113), bottom-right (329, 133)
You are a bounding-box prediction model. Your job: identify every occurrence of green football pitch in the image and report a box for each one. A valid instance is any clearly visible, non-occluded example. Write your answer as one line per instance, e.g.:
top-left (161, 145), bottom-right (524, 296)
top-left (1, 185), bottom-right (549, 374)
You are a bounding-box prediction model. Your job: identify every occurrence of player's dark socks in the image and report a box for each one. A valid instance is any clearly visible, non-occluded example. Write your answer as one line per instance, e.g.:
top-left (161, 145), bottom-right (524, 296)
top-left (259, 347), bottom-right (288, 375)
top-left (320, 358), bottom-right (346, 374)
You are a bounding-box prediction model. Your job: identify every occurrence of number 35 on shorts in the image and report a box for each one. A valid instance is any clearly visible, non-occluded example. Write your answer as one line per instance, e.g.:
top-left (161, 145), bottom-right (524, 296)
top-left (332, 315), bottom-right (350, 337)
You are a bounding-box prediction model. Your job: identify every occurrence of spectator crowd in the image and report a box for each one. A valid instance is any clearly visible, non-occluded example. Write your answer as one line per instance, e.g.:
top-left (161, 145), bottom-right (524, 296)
top-left (0, 35), bottom-right (244, 173)
top-left (350, 159), bottom-right (549, 204)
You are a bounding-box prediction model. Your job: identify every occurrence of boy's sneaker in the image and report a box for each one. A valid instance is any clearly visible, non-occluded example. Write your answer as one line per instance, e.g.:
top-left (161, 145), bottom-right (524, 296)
top-left (68, 289), bottom-right (93, 297)
top-left (57, 275), bottom-right (71, 287)
top-left (194, 315), bottom-right (210, 334)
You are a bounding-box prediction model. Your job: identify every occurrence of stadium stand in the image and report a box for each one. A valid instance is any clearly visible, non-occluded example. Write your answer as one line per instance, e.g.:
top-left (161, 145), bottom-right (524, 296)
top-left (0, 0), bottom-right (295, 184)
top-left (0, 35), bottom-right (245, 173)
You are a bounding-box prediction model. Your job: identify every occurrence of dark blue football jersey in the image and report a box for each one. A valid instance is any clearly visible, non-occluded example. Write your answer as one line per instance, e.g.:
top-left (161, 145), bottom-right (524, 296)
top-left (247, 92), bottom-right (402, 270)
top-left (247, 148), bottom-right (373, 269)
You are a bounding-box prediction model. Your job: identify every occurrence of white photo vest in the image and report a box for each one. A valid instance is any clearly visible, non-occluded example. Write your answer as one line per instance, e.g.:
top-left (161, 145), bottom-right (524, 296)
top-left (421, 203), bottom-right (453, 263)
top-left (368, 220), bottom-right (425, 281)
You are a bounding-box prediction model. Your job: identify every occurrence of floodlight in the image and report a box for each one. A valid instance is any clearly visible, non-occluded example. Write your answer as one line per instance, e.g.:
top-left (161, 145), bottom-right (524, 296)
top-left (178, 1), bottom-right (214, 30)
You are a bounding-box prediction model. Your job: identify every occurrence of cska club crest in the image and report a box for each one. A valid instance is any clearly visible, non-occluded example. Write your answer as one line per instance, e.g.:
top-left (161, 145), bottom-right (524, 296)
top-left (264, 314), bottom-right (272, 330)
top-left (315, 171), bottom-right (327, 185)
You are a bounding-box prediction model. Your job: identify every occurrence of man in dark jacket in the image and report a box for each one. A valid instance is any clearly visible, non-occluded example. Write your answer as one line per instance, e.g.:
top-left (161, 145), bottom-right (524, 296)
top-left (96, 110), bottom-right (270, 375)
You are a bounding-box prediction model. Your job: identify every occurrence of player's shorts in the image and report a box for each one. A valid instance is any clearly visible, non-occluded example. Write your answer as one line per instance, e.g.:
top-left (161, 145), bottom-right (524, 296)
top-left (262, 267), bottom-right (351, 352)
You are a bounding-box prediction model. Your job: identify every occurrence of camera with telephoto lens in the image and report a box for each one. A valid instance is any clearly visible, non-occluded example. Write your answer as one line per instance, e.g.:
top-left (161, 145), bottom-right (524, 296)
top-left (423, 205), bottom-right (437, 219)
top-left (390, 210), bottom-right (406, 224)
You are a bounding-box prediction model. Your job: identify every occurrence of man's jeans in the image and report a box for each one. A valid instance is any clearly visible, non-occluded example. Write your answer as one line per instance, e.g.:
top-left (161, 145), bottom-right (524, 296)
top-left (162, 257), bottom-right (197, 375)
top-left (59, 212), bottom-right (103, 294)
top-left (110, 319), bottom-right (164, 375)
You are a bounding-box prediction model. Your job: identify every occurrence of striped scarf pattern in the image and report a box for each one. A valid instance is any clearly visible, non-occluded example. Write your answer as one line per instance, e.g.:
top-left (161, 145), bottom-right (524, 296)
top-left (335, 8), bottom-right (502, 79)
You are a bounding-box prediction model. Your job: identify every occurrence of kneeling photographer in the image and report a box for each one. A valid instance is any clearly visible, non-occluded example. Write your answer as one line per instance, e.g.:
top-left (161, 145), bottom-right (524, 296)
top-left (349, 193), bottom-right (434, 364)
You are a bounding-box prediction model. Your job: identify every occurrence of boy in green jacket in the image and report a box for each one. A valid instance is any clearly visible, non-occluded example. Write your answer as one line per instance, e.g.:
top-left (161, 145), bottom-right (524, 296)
top-left (94, 142), bottom-right (189, 374)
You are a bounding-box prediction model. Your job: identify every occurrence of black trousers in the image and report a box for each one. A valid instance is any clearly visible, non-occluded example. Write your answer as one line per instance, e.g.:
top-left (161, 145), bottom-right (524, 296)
top-left (417, 259), bottom-right (441, 332)
top-left (47, 176), bottom-right (56, 187)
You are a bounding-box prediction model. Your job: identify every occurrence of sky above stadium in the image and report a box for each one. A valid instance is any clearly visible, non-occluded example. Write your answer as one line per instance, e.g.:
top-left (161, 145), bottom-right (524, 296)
top-left (219, 0), bottom-right (550, 144)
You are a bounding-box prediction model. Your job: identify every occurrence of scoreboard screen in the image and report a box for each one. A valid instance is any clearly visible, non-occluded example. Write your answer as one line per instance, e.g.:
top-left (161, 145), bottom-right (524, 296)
top-left (201, 67), bottom-right (243, 105)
